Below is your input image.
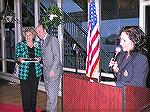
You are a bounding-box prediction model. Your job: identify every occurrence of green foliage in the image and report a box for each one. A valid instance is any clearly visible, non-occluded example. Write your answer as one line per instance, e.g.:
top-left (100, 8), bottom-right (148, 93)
top-left (40, 5), bottom-right (63, 30)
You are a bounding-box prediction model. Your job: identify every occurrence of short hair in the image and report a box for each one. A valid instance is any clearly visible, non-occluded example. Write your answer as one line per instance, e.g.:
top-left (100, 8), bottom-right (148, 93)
top-left (36, 24), bottom-right (45, 31)
top-left (22, 27), bottom-right (37, 38)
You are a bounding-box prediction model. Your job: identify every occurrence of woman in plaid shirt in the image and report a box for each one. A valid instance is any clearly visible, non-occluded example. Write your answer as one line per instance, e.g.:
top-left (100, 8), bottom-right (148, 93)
top-left (15, 27), bottom-right (42, 112)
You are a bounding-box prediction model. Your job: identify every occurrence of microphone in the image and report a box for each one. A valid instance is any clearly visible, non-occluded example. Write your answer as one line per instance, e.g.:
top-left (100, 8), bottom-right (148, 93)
top-left (73, 44), bottom-right (76, 50)
top-left (113, 46), bottom-right (121, 61)
top-left (109, 46), bottom-right (121, 69)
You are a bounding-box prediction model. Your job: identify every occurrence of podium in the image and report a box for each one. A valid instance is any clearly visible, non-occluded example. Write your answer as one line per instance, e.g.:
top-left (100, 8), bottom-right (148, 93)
top-left (63, 74), bottom-right (150, 112)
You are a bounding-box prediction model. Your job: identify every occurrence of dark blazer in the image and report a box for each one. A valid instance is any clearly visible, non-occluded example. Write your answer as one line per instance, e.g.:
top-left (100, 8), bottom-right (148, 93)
top-left (116, 52), bottom-right (149, 87)
top-left (15, 41), bottom-right (42, 80)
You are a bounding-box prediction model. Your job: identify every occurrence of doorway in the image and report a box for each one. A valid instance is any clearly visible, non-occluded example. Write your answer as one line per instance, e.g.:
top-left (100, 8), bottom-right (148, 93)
top-left (139, 1), bottom-right (150, 88)
top-left (146, 6), bottom-right (150, 87)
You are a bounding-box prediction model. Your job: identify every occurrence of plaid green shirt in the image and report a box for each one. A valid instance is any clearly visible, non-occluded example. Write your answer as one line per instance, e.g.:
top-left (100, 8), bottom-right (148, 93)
top-left (15, 41), bottom-right (42, 80)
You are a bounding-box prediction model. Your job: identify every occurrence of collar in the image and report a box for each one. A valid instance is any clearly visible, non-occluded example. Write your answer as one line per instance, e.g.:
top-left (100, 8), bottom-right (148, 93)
top-left (43, 33), bottom-right (48, 41)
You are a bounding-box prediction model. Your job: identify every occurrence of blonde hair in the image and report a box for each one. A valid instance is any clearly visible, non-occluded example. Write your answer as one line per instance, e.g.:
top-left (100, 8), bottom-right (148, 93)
top-left (22, 27), bottom-right (37, 38)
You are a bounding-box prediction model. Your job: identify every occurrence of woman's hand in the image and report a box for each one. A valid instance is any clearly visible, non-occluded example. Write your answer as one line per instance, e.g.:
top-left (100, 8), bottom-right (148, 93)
top-left (112, 62), bottom-right (119, 73)
top-left (35, 57), bottom-right (41, 62)
top-left (109, 58), bottom-right (119, 73)
top-left (18, 58), bottom-right (24, 63)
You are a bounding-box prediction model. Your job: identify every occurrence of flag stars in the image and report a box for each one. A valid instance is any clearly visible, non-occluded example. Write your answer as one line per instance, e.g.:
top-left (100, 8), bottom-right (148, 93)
top-left (86, 0), bottom-right (100, 79)
top-left (90, 2), bottom-right (97, 31)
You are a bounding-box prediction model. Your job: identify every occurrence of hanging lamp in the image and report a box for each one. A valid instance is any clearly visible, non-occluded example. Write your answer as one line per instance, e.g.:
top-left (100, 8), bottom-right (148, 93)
top-left (2, 0), bottom-right (15, 23)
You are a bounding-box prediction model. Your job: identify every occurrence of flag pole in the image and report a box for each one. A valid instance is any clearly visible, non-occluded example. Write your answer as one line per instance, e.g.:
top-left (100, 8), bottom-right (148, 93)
top-left (95, 0), bottom-right (101, 82)
top-left (86, 0), bottom-right (101, 82)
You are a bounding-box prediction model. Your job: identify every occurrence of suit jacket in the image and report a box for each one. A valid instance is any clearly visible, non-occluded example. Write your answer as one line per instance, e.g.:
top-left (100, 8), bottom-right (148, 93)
top-left (42, 34), bottom-right (63, 81)
top-left (116, 52), bottom-right (149, 87)
top-left (15, 41), bottom-right (42, 80)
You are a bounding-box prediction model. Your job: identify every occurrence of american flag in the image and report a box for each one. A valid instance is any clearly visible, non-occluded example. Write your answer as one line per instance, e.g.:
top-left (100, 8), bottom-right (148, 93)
top-left (86, 0), bottom-right (100, 81)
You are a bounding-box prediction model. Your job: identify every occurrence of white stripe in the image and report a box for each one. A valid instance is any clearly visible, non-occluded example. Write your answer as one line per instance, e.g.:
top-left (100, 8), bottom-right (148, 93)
top-left (91, 25), bottom-right (98, 37)
top-left (91, 35), bottom-right (100, 51)
top-left (87, 49), bottom-right (99, 75)
top-left (91, 34), bottom-right (99, 49)
top-left (87, 31), bottom-right (100, 75)
top-left (91, 50), bottom-right (99, 66)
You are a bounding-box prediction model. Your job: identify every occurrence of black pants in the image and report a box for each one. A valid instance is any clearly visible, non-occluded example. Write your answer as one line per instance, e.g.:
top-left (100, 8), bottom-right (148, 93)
top-left (20, 76), bottom-right (39, 112)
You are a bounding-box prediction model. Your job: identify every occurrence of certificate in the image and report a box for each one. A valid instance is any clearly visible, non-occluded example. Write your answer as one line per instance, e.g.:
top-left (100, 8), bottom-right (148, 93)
top-left (23, 58), bottom-right (39, 62)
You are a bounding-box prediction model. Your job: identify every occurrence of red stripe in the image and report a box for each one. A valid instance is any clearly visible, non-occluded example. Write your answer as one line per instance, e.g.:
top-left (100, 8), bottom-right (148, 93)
top-left (86, 30), bottom-right (100, 76)
top-left (91, 42), bottom-right (99, 58)
top-left (86, 1), bottom-right (100, 78)
top-left (91, 30), bottom-right (100, 44)
top-left (90, 55), bottom-right (100, 77)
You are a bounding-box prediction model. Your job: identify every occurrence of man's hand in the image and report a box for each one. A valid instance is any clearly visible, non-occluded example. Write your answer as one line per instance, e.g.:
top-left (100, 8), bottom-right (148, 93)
top-left (49, 71), bottom-right (55, 78)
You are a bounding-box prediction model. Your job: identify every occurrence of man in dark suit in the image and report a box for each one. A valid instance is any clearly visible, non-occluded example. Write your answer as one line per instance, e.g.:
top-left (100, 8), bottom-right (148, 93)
top-left (36, 25), bottom-right (63, 112)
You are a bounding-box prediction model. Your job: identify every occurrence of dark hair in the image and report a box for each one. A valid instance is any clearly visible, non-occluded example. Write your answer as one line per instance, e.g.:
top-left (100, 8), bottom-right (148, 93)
top-left (119, 26), bottom-right (148, 54)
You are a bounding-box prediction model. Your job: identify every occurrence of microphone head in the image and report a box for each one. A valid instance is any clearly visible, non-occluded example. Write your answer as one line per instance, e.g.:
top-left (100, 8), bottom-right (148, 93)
top-left (115, 47), bottom-right (121, 54)
top-left (73, 44), bottom-right (76, 50)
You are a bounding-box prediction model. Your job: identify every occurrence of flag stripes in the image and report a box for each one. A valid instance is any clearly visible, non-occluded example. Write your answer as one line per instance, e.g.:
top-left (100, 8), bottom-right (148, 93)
top-left (86, 0), bottom-right (100, 80)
